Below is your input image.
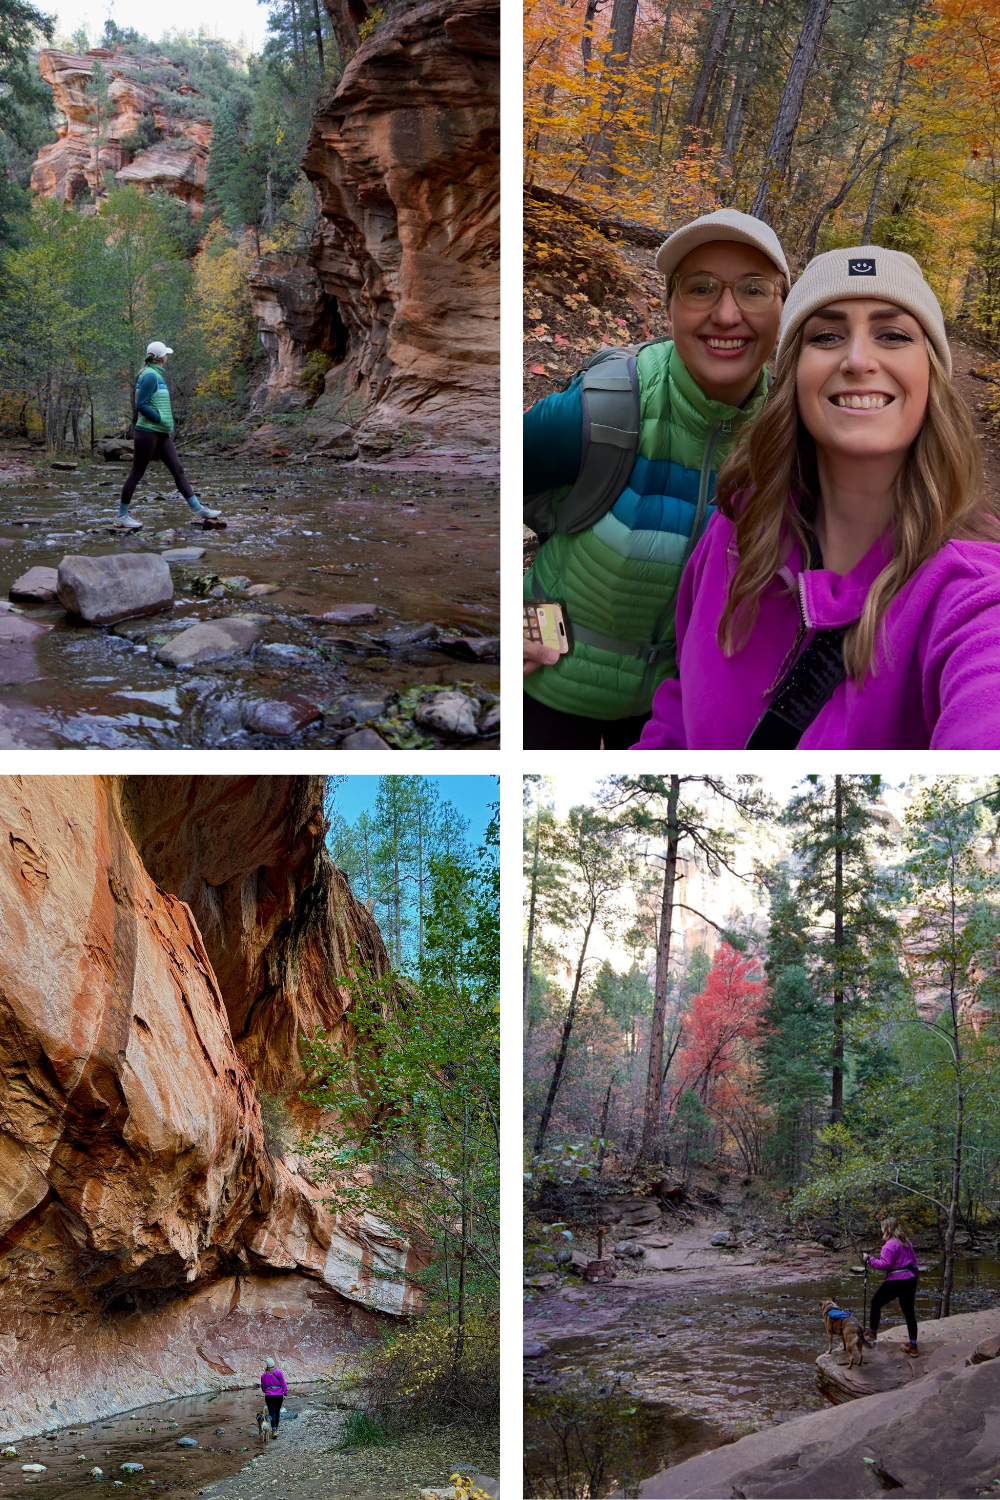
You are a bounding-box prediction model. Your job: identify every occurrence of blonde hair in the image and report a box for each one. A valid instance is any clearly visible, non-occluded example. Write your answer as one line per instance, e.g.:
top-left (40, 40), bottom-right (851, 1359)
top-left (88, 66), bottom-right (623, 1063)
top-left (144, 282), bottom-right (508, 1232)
top-left (715, 332), bottom-right (995, 683)
top-left (881, 1215), bottom-right (906, 1242)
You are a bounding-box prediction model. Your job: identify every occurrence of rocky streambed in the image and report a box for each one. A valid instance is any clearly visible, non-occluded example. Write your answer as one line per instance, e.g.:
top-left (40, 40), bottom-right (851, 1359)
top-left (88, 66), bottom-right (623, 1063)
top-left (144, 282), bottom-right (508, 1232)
top-left (0, 449), bottom-right (499, 748)
top-left (524, 1226), bottom-right (1000, 1495)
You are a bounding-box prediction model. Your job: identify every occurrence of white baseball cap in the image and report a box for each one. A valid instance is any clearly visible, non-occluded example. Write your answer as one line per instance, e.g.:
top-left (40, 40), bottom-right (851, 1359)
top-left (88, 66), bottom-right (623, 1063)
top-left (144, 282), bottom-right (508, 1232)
top-left (655, 209), bottom-right (790, 292)
top-left (146, 340), bottom-right (174, 358)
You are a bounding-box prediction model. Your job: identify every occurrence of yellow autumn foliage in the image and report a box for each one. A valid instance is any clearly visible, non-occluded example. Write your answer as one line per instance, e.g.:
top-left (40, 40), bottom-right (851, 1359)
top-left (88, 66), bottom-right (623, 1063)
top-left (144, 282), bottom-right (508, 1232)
top-left (191, 220), bottom-right (259, 404)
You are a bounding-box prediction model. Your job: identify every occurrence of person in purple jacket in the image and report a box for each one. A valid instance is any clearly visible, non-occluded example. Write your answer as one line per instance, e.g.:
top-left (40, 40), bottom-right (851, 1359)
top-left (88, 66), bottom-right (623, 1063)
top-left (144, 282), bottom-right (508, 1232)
top-left (635, 245), bottom-right (1000, 749)
top-left (261, 1357), bottom-right (288, 1435)
top-left (864, 1216), bottom-right (920, 1355)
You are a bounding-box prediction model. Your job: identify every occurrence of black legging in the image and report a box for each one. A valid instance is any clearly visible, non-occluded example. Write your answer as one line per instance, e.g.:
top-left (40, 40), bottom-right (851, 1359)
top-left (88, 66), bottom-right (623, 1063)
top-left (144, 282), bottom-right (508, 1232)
top-left (523, 692), bottom-right (650, 749)
top-left (120, 429), bottom-right (195, 504)
top-left (264, 1393), bottom-right (282, 1431)
top-left (870, 1275), bottom-right (918, 1341)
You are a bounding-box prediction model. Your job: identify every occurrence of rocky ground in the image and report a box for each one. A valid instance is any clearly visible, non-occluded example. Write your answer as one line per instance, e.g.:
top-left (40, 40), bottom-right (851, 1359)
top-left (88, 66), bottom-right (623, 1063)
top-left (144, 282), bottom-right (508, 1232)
top-left (0, 445), bottom-right (498, 748)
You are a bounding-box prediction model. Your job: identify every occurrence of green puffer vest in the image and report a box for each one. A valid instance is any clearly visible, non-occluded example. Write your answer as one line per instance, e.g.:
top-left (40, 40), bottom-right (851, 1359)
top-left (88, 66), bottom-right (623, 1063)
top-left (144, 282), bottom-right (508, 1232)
top-left (523, 342), bottom-right (768, 721)
top-left (135, 365), bottom-right (174, 434)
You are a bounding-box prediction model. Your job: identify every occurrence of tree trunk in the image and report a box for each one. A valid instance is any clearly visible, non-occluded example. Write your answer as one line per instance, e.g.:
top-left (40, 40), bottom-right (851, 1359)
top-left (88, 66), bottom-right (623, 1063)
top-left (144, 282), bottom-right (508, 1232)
top-left (597, 1080), bottom-right (614, 1174)
top-left (684, 0), bottom-right (741, 145)
top-left (311, 0), bottom-right (325, 71)
top-left (640, 775), bottom-right (680, 1165)
top-left (831, 775), bottom-right (844, 1125)
top-left (648, 0), bottom-right (674, 147)
top-left (861, 4), bottom-right (918, 243)
top-left (940, 855), bottom-right (963, 1318)
top-left (533, 911), bottom-right (598, 1157)
top-left (750, 0), bottom-right (836, 222)
top-left (720, 0), bottom-right (762, 167)
top-left (582, 0), bottom-right (600, 67)
top-left (524, 806), bottom-right (543, 1023)
top-left (587, 0), bottom-right (640, 184)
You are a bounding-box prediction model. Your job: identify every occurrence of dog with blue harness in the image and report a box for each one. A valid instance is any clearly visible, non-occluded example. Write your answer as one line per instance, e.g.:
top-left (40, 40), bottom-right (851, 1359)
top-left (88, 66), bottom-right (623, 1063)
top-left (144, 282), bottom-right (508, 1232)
top-left (821, 1298), bottom-right (865, 1367)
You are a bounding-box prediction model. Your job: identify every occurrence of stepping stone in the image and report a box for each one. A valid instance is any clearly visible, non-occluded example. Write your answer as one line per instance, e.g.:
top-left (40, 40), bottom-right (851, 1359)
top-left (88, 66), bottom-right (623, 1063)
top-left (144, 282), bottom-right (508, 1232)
top-left (156, 618), bottom-right (261, 667)
top-left (50, 460), bottom-right (77, 471)
top-left (246, 583), bottom-right (279, 596)
top-left (414, 690), bottom-right (478, 739)
top-left (9, 566), bottom-right (59, 602)
top-left (440, 635), bottom-right (500, 661)
top-left (334, 690), bottom-right (392, 723)
top-left (339, 727), bottom-right (391, 749)
top-left (161, 547), bottom-right (206, 563)
top-left (57, 553), bottom-right (173, 624)
top-left (242, 697), bottom-right (322, 736)
top-left (318, 603), bottom-right (379, 623)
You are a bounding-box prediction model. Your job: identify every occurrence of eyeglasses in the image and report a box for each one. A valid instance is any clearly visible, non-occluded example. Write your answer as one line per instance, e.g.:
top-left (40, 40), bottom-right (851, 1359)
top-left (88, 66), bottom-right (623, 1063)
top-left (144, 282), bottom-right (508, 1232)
top-left (673, 273), bottom-right (784, 312)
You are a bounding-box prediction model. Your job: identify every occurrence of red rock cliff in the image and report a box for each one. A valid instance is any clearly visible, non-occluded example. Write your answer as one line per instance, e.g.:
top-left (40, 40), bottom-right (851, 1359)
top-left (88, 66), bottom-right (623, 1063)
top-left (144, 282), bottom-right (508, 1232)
top-left (295, 0), bottom-right (500, 456)
top-left (30, 48), bottom-right (211, 214)
top-left (0, 776), bottom-right (419, 1438)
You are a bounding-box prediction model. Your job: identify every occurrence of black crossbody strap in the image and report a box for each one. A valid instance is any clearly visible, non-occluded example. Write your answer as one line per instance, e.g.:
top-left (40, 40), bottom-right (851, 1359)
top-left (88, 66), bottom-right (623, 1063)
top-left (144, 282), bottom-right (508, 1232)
top-left (745, 627), bottom-right (848, 749)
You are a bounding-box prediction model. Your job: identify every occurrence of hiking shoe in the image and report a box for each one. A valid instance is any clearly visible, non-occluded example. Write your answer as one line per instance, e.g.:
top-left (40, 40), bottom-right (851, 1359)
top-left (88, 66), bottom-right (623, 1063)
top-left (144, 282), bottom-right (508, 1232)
top-left (862, 1332), bottom-right (878, 1348)
top-left (187, 498), bottom-right (221, 519)
top-left (117, 514), bottom-right (142, 529)
top-left (903, 1342), bottom-right (919, 1357)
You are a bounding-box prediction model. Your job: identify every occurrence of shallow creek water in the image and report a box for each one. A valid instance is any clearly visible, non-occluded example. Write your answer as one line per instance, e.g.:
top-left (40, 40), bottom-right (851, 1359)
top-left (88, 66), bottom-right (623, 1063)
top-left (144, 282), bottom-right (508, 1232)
top-left (524, 1254), bottom-right (1000, 1489)
top-left (0, 1382), bottom-right (330, 1500)
top-left (0, 452), bottom-right (499, 748)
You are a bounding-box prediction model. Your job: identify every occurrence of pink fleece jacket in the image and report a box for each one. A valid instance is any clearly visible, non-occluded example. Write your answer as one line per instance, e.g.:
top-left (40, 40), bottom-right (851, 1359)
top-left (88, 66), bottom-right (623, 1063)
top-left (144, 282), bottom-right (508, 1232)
top-left (868, 1237), bottom-right (919, 1281)
top-left (261, 1368), bottom-right (288, 1396)
top-left (635, 510), bottom-right (1000, 749)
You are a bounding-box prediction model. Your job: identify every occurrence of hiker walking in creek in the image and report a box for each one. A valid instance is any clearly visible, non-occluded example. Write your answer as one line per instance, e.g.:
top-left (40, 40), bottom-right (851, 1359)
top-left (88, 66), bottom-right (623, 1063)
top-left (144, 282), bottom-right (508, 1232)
top-left (864, 1216), bottom-right (920, 1356)
top-left (117, 341), bottom-right (221, 529)
top-left (261, 1357), bottom-right (288, 1435)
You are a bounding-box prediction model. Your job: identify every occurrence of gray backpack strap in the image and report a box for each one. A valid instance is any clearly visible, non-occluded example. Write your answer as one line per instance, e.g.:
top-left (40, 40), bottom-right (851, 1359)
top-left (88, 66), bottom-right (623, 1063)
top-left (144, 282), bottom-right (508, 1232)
top-left (525, 342), bottom-right (654, 539)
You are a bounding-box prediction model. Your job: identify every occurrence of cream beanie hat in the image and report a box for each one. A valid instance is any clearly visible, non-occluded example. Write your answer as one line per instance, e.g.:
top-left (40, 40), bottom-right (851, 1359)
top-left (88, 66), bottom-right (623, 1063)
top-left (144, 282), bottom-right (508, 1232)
top-left (655, 209), bottom-right (790, 290)
top-left (777, 245), bottom-right (951, 375)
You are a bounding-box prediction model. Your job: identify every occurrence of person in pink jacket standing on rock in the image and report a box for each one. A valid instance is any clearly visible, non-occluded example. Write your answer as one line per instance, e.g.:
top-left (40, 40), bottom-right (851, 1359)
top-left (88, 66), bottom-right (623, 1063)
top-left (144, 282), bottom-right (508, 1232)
top-left (635, 246), bottom-right (1000, 749)
top-left (864, 1216), bottom-right (920, 1355)
top-left (261, 1357), bottom-right (288, 1435)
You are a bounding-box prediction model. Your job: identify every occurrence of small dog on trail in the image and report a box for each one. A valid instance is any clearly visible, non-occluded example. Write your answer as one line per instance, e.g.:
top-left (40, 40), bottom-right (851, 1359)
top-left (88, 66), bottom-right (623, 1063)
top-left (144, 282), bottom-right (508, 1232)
top-left (256, 1413), bottom-right (272, 1445)
top-left (821, 1299), bottom-right (864, 1368)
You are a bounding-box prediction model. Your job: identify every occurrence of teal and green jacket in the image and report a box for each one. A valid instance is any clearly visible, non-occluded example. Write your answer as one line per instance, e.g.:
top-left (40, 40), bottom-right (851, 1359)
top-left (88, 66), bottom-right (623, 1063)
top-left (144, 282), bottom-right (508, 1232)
top-left (523, 341), bottom-right (769, 721)
top-left (135, 364), bottom-right (174, 434)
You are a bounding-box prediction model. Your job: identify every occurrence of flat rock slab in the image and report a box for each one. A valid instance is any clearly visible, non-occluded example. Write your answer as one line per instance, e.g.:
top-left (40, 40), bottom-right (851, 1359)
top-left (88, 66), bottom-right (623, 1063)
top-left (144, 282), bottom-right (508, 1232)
top-left (57, 553), bottom-right (173, 624)
top-left (339, 727), bottom-right (391, 749)
top-left (242, 697), bottom-right (322, 737)
top-left (161, 547), bottom-right (207, 563)
top-left (156, 618), bottom-right (261, 667)
top-left (414, 689), bottom-right (478, 739)
top-left (10, 566), bottom-right (59, 602)
top-left (640, 1343), bottom-right (1000, 1498)
top-left (318, 603), bottom-right (379, 622)
top-left (815, 1346), bottom-right (925, 1404)
top-left (246, 583), bottom-right (279, 596)
top-left (335, 690), bottom-right (393, 723)
top-left (195, 517), bottom-right (227, 529)
top-left (50, 460), bottom-right (78, 470)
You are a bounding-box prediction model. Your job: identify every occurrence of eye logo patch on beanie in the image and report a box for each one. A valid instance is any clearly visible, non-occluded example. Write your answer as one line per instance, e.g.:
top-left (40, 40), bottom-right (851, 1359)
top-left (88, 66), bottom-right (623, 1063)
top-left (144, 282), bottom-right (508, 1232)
top-left (848, 258), bottom-right (876, 275)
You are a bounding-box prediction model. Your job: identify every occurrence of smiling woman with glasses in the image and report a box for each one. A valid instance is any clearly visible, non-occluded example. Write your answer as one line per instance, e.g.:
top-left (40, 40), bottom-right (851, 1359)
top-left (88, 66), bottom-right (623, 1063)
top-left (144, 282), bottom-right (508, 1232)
top-left (673, 272), bottom-right (785, 310)
top-left (635, 245), bottom-right (1000, 750)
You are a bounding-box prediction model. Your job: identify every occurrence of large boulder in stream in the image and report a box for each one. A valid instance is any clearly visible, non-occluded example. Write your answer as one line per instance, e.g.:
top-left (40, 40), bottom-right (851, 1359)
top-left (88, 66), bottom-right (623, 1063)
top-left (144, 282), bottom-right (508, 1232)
top-left (642, 1311), bottom-right (1000, 1498)
top-left (57, 552), bottom-right (173, 624)
top-left (0, 777), bottom-right (427, 1439)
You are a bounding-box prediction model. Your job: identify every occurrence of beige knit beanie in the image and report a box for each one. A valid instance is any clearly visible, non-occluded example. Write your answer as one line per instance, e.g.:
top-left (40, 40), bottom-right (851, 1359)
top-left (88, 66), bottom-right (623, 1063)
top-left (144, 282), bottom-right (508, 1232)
top-left (777, 245), bottom-right (951, 376)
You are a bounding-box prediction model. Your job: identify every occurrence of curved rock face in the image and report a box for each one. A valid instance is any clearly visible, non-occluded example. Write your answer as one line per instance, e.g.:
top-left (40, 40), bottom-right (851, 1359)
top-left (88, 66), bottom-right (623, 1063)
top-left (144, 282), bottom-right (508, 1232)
top-left (0, 776), bottom-right (418, 1436)
top-left (246, 255), bottom-right (348, 416)
top-left (31, 49), bottom-right (211, 215)
top-left (300, 0), bottom-right (500, 456)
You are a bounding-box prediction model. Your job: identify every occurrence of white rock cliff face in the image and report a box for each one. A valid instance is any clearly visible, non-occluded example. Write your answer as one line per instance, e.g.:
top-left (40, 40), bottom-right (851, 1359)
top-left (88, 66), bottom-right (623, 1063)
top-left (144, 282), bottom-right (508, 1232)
top-left (0, 775), bottom-right (421, 1436)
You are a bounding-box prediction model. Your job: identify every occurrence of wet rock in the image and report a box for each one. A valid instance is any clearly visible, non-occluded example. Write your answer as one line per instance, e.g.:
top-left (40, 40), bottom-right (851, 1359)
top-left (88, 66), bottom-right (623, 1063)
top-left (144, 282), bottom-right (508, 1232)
top-left (440, 634), bottom-right (500, 661)
top-left (334, 689), bottom-right (393, 723)
top-left (22, 1466), bottom-right (46, 1473)
top-left (195, 516), bottom-right (228, 530)
top-left (1, 1448), bottom-right (16, 1458)
top-left (524, 1341), bottom-right (550, 1358)
top-left (120, 1464), bottom-right (144, 1473)
top-left (381, 621), bottom-right (440, 648)
top-left (161, 547), bottom-right (206, 563)
top-left (414, 689), bottom-right (478, 739)
top-left (246, 583), bottom-right (279, 596)
top-left (220, 575), bottom-right (251, 591)
top-left (89, 1469), bottom-right (102, 1479)
top-left (176, 1437), bottom-right (198, 1447)
top-left (260, 642), bottom-right (317, 661)
top-left (156, 617), bottom-right (261, 667)
top-left (57, 552), bottom-right (173, 624)
top-left (711, 1232), bottom-right (732, 1246)
top-left (50, 460), bottom-right (77, 470)
top-left (0, 609), bottom-right (55, 686)
top-left (242, 697), bottom-right (323, 737)
top-left (318, 603), bottom-right (379, 623)
top-left (339, 727), bottom-right (391, 749)
top-left (9, 565), bottom-right (59, 602)
top-left (478, 702), bottom-right (500, 737)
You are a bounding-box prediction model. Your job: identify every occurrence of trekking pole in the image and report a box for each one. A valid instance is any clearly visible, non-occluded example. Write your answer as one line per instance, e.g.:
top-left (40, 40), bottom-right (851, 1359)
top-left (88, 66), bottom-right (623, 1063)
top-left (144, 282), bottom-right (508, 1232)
top-left (863, 1255), bottom-right (869, 1335)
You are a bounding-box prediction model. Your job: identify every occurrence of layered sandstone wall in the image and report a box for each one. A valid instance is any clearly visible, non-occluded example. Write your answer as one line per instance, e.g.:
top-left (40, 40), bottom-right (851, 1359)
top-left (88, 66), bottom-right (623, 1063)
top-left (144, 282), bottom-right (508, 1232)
top-left (0, 776), bottom-right (417, 1436)
top-left (297, 0), bottom-right (500, 455)
top-left (30, 48), bottom-right (211, 214)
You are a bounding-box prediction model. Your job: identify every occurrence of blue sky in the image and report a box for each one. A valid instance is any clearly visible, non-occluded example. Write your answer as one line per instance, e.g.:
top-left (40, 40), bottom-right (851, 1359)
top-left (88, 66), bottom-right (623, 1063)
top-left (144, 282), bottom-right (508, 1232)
top-left (331, 776), bottom-right (498, 845)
